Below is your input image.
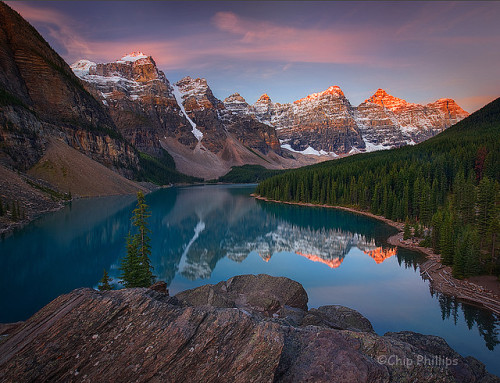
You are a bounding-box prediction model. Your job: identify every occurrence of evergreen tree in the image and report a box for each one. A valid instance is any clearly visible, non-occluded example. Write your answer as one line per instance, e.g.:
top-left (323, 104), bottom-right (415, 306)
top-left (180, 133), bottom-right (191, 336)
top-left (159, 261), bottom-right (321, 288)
top-left (403, 218), bottom-right (412, 240)
top-left (485, 201), bottom-right (500, 274)
top-left (119, 192), bottom-right (155, 288)
top-left (413, 223), bottom-right (421, 238)
top-left (431, 210), bottom-right (444, 253)
top-left (98, 269), bottom-right (113, 291)
top-left (120, 232), bottom-right (140, 287)
top-left (440, 212), bottom-right (455, 266)
top-left (11, 201), bottom-right (17, 221)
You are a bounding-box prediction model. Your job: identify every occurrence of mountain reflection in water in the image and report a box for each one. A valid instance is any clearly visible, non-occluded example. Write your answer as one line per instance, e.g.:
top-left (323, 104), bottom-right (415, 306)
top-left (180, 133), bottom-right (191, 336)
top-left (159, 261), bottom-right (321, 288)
top-left (146, 185), bottom-right (397, 282)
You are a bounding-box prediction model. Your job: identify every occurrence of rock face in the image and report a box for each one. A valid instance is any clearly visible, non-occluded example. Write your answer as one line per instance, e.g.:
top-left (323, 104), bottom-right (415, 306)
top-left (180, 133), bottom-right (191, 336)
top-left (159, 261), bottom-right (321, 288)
top-left (228, 87), bottom-right (469, 155)
top-left (0, 2), bottom-right (139, 174)
top-left (172, 76), bottom-right (282, 156)
top-left (0, 274), bottom-right (497, 383)
top-left (176, 274), bottom-right (308, 313)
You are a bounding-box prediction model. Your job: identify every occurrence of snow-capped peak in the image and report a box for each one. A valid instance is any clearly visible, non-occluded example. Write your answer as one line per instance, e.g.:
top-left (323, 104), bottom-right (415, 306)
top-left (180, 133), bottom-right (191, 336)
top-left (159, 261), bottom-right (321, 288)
top-left (70, 59), bottom-right (96, 77)
top-left (119, 51), bottom-right (148, 62)
top-left (293, 85), bottom-right (344, 104)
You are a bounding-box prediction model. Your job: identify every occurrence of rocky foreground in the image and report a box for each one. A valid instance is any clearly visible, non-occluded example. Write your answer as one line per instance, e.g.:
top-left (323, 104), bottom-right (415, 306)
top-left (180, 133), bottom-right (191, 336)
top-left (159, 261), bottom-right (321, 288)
top-left (0, 275), bottom-right (498, 382)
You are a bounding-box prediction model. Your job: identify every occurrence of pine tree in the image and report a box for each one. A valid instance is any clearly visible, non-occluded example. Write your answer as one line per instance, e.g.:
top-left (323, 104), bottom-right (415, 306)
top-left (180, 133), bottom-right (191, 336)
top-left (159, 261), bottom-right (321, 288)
top-left (120, 232), bottom-right (141, 287)
top-left (119, 192), bottom-right (155, 288)
top-left (485, 200), bottom-right (500, 274)
top-left (98, 269), bottom-right (113, 291)
top-left (403, 218), bottom-right (412, 240)
top-left (413, 223), bottom-right (421, 238)
top-left (440, 212), bottom-right (455, 266)
top-left (11, 201), bottom-right (17, 221)
top-left (431, 210), bottom-right (444, 253)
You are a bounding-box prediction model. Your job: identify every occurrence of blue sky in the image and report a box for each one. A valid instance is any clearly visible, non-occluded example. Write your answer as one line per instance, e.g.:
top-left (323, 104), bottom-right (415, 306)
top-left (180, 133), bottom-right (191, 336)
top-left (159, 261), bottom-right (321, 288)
top-left (8, 1), bottom-right (500, 112)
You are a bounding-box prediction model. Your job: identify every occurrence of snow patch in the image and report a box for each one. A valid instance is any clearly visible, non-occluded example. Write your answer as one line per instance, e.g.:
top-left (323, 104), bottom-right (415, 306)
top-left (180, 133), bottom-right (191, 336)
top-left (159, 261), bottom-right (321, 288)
top-left (178, 221), bottom-right (206, 271)
top-left (281, 144), bottom-right (337, 157)
top-left (70, 59), bottom-right (96, 77)
top-left (172, 84), bottom-right (203, 141)
top-left (363, 138), bottom-right (393, 153)
top-left (118, 52), bottom-right (148, 62)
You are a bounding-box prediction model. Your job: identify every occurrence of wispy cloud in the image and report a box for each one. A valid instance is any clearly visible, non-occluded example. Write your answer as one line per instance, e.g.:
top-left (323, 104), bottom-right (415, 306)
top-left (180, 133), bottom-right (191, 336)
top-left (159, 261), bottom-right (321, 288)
top-left (10, 3), bottom-right (93, 57)
top-left (8, 3), bottom-right (186, 67)
top-left (210, 11), bottom-right (375, 65)
top-left (10, 3), bottom-right (390, 69)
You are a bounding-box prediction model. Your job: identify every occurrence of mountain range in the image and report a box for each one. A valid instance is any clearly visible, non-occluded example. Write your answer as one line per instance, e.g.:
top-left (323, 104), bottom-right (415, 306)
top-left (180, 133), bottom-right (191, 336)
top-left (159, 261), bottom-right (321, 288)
top-left (0, 2), bottom-right (469, 230)
top-left (71, 53), bottom-right (469, 178)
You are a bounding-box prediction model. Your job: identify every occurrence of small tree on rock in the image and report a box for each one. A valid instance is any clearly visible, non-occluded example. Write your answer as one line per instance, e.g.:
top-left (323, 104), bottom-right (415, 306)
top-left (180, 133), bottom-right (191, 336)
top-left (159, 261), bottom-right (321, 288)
top-left (120, 191), bottom-right (155, 288)
top-left (98, 269), bottom-right (113, 291)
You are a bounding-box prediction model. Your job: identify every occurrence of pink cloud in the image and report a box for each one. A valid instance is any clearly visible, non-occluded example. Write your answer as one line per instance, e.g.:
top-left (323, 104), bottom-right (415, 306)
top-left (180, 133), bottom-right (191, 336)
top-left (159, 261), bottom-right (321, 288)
top-left (10, 3), bottom-right (388, 70)
top-left (9, 3), bottom-right (92, 57)
top-left (210, 11), bottom-right (376, 65)
top-left (8, 2), bottom-right (196, 69)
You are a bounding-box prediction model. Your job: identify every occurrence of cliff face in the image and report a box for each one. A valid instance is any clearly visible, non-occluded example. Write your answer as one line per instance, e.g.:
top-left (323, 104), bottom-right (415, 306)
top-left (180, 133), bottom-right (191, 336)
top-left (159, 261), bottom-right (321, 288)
top-left (0, 275), bottom-right (497, 382)
top-left (0, 2), bottom-right (138, 174)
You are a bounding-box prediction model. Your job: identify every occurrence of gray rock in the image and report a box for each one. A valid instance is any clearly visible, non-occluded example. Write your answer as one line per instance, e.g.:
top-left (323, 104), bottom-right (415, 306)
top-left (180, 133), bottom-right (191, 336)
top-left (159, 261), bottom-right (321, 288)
top-left (148, 280), bottom-right (168, 294)
top-left (302, 305), bottom-right (375, 333)
top-left (176, 274), bottom-right (308, 316)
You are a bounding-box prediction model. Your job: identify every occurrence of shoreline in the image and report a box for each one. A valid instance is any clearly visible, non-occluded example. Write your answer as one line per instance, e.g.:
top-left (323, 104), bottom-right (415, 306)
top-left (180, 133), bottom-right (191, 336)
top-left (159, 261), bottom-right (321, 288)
top-left (0, 183), bottom-right (167, 237)
top-left (252, 194), bottom-right (500, 317)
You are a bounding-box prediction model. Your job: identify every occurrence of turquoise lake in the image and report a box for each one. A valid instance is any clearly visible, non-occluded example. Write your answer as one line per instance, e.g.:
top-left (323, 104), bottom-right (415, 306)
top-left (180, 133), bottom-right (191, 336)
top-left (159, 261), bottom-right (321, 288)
top-left (0, 184), bottom-right (499, 375)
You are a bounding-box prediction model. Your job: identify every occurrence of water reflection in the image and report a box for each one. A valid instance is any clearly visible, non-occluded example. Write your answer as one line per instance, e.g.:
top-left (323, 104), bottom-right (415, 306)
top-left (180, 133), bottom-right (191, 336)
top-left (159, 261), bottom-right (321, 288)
top-left (145, 185), bottom-right (398, 282)
top-left (433, 290), bottom-right (500, 350)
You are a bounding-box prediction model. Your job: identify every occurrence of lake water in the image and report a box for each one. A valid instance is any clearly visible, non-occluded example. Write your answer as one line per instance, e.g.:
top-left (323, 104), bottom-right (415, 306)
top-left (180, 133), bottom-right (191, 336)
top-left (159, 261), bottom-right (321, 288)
top-left (0, 184), bottom-right (499, 375)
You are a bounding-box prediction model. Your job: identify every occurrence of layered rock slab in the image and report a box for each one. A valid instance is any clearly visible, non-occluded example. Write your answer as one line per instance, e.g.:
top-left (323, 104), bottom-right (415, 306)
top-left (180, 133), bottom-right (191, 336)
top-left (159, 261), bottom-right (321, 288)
top-left (0, 274), bottom-right (498, 383)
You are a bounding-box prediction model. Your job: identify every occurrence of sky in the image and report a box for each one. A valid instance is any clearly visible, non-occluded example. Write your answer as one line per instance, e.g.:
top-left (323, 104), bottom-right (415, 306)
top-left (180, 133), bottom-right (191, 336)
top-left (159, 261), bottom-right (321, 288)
top-left (7, 1), bottom-right (500, 113)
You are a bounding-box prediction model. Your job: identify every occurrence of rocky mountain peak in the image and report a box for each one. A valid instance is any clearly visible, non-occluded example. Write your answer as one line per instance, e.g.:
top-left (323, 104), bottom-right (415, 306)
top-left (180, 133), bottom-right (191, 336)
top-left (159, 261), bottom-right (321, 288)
top-left (293, 85), bottom-right (345, 104)
top-left (117, 51), bottom-right (149, 62)
top-left (175, 77), bottom-right (223, 111)
top-left (224, 93), bottom-right (247, 103)
top-left (70, 59), bottom-right (96, 77)
top-left (365, 89), bottom-right (409, 110)
top-left (224, 93), bottom-right (249, 113)
top-left (425, 98), bottom-right (469, 123)
top-left (257, 93), bottom-right (271, 102)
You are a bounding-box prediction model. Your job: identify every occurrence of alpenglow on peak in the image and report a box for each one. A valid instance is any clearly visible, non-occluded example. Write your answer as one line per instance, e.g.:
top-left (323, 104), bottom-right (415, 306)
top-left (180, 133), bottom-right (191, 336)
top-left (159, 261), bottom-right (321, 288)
top-left (119, 51), bottom-right (149, 62)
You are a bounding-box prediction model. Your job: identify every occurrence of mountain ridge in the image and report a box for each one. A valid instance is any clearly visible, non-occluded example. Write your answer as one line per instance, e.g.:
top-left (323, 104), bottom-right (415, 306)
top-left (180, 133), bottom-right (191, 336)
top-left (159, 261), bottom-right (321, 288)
top-left (227, 85), bottom-right (469, 155)
top-left (72, 55), bottom-right (322, 179)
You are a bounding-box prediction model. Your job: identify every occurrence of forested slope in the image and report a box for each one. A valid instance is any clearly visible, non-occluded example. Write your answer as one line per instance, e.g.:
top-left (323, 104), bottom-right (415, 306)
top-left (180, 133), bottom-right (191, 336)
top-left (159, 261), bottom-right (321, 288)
top-left (256, 98), bottom-right (500, 278)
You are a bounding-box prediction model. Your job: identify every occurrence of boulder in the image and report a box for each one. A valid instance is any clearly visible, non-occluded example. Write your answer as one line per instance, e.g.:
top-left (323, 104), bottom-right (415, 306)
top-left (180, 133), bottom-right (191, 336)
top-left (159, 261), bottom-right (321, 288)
top-left (175, 274), bottom-right (308, 316)
top-left (302, 305), bottom-right (375, 333)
